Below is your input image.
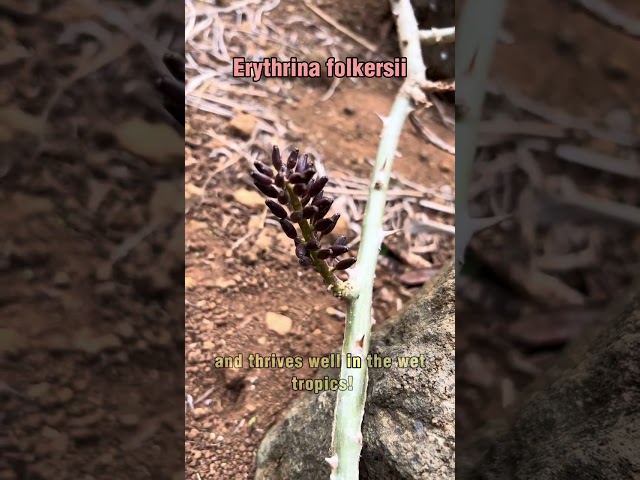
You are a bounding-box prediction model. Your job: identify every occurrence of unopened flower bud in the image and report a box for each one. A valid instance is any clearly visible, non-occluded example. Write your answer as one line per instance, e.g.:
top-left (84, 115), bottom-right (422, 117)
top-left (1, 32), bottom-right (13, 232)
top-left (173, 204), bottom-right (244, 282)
top-left (301, 168), bottom-right (315, 183)
top-left (299, 257), bottom-right (313, 267)
top-left (272, 145), bottom-right (282, 170)
top-left (265, 200), bottom-right (288, 219)
top-left (314, 217), bottom-right (333, 232)
top-left (293, 184), bottom-right (307, 196)
top-left (302, 205), bottom-right (318, 219)
top-left (251, 171), bottom-right (273, 186)
top-left (317, 248), bottom-right (331, 259)
top-left (306, 239), bottom-right (320, 250)
top-left (295, 243), bottom-right (308, 258)
top-left (307, 177), bottom-right (328, 197)
top-left (277, 190), bottom-right (289, 205)
top-left (254, 161), bottom-right (273, 177)
top-left (295, 153), bottom-right (308, 173)
top-left (329, 245), bottom-right (349, 257)
top-left (288, 172), bottom-right (305, 184)
top-left (334, 236), bottom-right (347, 247)
top-left (334, 258), bottom-right (356, 270)
top-left (314, 198), bottom-right (333, 220)
top-left (255, 183), bottom-right (279, 198)
top-left (320, 213), bottom-right (340, 235)
top-left (287, 149), bottom-right (298, 169)
top-left (279, 219), bottom-right (297, 239)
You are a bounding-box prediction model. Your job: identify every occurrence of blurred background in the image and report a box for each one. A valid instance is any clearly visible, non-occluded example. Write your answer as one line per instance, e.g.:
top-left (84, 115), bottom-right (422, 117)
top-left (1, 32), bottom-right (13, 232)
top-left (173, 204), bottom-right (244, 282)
top-left (456, 0), bottom-right (640, 440)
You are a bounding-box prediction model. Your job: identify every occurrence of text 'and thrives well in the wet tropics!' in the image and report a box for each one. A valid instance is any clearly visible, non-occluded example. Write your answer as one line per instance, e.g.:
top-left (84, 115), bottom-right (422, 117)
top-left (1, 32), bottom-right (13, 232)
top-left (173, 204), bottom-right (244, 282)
top-left (213, 353), bottom-right (429, 393)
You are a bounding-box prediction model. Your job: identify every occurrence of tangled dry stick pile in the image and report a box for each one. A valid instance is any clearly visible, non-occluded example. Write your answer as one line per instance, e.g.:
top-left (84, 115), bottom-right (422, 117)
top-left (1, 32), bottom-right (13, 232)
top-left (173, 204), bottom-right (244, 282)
top-left (184, 0), bottom-right (455, 477)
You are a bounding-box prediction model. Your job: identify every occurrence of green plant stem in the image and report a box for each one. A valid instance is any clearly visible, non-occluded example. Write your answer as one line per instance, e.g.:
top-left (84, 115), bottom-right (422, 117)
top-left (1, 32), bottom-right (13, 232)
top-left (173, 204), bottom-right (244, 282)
top-left (328, 0), bottom-right (426, 477)
top-left (329, 97), bottom-right (412, 480)
top-left (455, 0), bottom-right (506, 273)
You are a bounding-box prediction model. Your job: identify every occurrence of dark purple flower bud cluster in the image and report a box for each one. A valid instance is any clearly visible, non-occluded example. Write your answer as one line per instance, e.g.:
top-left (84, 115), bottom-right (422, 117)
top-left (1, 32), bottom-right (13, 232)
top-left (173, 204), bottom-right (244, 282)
top-left (251, 146), bottom-right (357, 273)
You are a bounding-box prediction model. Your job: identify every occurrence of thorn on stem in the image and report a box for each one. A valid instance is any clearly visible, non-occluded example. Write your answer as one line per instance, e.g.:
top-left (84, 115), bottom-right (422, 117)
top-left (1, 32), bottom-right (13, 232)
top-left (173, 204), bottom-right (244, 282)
top-left (325, 455), bottom-right (339, 470)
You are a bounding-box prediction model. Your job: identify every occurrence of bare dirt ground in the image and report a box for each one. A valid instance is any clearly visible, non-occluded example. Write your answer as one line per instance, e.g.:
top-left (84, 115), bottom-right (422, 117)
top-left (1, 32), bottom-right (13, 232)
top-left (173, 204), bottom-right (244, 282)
top-left (457, 0), bottom-right (640, 439)
top-left (184, 0), bottom-right (454, 478)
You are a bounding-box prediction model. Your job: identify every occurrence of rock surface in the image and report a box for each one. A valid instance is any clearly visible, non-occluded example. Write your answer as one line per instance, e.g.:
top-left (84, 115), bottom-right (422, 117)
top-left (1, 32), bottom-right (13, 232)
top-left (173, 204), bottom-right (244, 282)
top-left (457, 285), bottom-right (640, 480)
top-left (255, 263), bottom-right (455, 479)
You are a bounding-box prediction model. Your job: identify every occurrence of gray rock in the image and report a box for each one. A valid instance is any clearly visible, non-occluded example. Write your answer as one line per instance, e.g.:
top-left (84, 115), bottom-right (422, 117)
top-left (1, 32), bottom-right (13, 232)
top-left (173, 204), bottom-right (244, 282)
top-left (458, 285), bottom-right (640, 480)
top-left (255, 263), bottom-right (455, 480)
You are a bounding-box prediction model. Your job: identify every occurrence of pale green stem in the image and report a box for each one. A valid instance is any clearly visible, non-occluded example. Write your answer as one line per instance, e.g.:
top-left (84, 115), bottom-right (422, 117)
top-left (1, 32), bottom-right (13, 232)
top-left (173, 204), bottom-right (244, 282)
top-left (327, 0), bottom-right (426, 477)
top-left (329, 96), bottom-right (412, 480)
top-left (455, 0), bottom-right (506, 272)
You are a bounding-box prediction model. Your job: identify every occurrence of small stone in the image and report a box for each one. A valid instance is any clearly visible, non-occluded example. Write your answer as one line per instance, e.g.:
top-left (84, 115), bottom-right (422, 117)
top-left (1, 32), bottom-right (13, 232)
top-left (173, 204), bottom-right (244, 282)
top-left (185, 276), bottom-right (196, 289)
top-left (74, 331), bottom-right (121, 355)
top-left (0, 328), bottom-right (27, 354)
top-left (254, 234), bottom-right (272, 251)
top-left (94, 282), bottom-right (117, 297)
top-left (41, 426), bottom-right (61, 440)
top-left (27, 382), bottom-right (51, 399)
top-left (215, 278), bottom-right (237, 289)
top-left (257, 336), bottom-right (267, 345)
top-left (193, 407), bottom-right (207, 419)
top-left (187, 350), bottom-right (202, 364)
top-left (115, 322), bottom-right (135, 340)
top-left (438, 160), bottom-right (452, 173)
top-left (265, 312), bottom-right (292, 335)
top-left (69, 411), bottom-right (103, 428)
top-left (95, 263), bottom-right (112, 281)
top-left (57, 387), bottom-right (73, 403)
top-left (603, 51), bottom-right (630, 80)
top-left (241, 251), bottom-right (258, 265)
top-left (70, 428), bottom-right (100, 442)
top-left (325, 307), bottom-right (344, 319)
top-left (52, 271), bottom-right (70, 287)
top-left (187, 428), bottom-right (199, 439)
top-left (202, 340), bottom-right (214, 350)
top-left (225, 113), bottom-right (257, 139)
top-left (119, 413), bottom-right (140, 427)
top-left (233, 188), bottom-right (264, 209)
top-left (40, 332), bottom-right (70, 351)
top-left (223, 367), bottom-right (246, 386)
top-left (153, 330), bottom-right (172, 347)
top-left (114, 119), bottom-right (183, 162)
